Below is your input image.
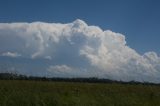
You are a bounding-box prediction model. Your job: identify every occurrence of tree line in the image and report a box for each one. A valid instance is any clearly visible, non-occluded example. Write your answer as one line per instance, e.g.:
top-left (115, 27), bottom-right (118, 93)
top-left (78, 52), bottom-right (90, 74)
top-left (0, 72), bottom-right (159, 85)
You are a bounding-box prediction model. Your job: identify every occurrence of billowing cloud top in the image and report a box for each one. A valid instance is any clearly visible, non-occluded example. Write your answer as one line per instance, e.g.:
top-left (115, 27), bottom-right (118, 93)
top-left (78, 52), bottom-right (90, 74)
top-left (0, 19), bottom-right (160, 83)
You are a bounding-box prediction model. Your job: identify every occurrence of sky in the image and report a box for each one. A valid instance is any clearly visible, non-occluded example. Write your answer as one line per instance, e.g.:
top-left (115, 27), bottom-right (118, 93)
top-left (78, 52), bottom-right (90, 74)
top-left (0, 0), bottom-right (160, 83)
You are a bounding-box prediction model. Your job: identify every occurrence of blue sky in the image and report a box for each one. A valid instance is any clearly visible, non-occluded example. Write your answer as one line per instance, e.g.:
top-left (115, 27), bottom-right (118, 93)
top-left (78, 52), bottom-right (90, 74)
top-left (0, 0), bottom-right (160, 54)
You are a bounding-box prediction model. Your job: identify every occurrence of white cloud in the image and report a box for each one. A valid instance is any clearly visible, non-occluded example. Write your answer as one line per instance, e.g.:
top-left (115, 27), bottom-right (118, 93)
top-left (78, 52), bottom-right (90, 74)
top-left (47, 65), bottom-right (101, 78)
top-left (1, 52), bottom-right (21, 58)
top-left (44, 56), bottom-right (52, 60)
top-left (47, 65), bottom-right (80, 78)
top-left (0, 19), bottom-right (160, 83)
top-left (48, 65), bottom-right (73, 73)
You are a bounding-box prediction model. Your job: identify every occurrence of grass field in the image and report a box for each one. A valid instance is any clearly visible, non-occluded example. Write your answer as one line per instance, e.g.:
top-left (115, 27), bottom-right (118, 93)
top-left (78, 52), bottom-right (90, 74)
top-left (0, 80), bottom-right (160, 106)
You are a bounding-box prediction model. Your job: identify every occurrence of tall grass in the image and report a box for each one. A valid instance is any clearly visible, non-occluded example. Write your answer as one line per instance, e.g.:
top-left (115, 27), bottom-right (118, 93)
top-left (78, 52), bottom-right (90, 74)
top-left (0, 80), bottom-right (160, 106)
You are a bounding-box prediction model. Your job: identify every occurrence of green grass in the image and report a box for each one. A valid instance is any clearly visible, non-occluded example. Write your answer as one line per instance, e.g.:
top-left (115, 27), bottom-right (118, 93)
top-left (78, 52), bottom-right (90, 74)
top-left (0, 80), bottom-right (160, 106)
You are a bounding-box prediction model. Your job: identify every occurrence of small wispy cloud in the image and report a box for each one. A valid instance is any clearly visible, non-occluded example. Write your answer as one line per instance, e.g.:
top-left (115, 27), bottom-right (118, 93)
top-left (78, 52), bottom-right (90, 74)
top-left (1, 52), bottom-right (21, 58)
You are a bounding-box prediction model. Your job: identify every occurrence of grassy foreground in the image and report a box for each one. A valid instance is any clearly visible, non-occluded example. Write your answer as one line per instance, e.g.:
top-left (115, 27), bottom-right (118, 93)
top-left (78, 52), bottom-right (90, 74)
top-left (0, 80), bottom-right (160, 106)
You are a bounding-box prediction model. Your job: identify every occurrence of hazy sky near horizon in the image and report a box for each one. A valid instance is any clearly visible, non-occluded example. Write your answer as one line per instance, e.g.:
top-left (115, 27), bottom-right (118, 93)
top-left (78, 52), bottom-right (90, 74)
top-left (0, 0), bottom-right (160, 54)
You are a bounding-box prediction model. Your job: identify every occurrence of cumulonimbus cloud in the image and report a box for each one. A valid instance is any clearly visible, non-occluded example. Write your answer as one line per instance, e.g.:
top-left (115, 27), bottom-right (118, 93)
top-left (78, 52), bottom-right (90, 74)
top-left (0, 19), bottom-right (160, 83)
